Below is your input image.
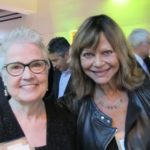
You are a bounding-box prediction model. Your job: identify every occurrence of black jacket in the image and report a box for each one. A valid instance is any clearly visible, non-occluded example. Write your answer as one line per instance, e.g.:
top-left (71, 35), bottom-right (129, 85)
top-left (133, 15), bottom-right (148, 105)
top-left (59, 84), bottom-right (150, 150)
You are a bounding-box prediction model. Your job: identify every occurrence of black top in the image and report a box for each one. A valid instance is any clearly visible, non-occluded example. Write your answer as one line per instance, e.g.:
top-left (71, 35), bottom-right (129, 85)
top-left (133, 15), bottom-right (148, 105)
top-left (0, 97), bottom-right (77, 150)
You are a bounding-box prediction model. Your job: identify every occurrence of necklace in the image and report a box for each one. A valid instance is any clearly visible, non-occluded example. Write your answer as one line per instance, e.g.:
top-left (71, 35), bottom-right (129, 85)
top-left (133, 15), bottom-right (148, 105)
top-left (97, 98), bottom-right (125, 110)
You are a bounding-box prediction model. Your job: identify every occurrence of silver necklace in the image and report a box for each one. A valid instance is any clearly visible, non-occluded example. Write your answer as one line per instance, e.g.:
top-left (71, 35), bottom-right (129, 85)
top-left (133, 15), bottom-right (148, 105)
top-left (97, 98), bottom-right (125, 110)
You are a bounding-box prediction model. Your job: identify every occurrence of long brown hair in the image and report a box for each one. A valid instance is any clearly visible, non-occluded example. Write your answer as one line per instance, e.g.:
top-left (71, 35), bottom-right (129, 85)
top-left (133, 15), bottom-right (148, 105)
top-left (70, 14), bottom-right (144, 98)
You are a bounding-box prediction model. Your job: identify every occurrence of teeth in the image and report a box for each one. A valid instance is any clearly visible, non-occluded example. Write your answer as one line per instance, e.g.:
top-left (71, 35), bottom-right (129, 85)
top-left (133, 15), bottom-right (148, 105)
top-left (21, 85), bottom-right (36, 88)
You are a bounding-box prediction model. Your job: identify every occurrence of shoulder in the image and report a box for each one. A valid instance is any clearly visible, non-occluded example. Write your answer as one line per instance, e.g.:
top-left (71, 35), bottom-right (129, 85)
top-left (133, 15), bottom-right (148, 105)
top-left (0, 100), bottom-right (24, 142)
top-left (132, 83), bottom-right (150, 116)
top-left (136, 81), bottom-right (150, 99)
top-left (57, 93), bottom-right (91, 115)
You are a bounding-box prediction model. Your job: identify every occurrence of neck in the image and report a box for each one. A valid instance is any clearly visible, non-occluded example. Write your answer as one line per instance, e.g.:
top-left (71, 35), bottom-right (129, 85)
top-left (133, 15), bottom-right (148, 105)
top-left (96, 84), bottom-right (119, 97)
top-left (9, 98), bottom-right (45, 118)
top-left (94, 87), bottom-right (127, 110)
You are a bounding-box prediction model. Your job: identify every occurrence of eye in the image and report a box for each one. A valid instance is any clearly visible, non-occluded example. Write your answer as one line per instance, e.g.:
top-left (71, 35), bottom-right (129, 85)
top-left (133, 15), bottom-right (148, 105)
top-left (81, 52), bottom-right (95, 59)
top-left (103, 50), bottom-right (113, 56)
top-left (8, 64), bottom-right (23, 70)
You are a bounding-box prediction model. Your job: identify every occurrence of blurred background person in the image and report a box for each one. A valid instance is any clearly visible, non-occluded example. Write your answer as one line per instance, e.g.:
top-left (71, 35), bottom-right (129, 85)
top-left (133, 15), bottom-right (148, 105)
top-left (0, 42), bottom-right (9, 102)
top-left (47, 37), bottom-right (72, 100)
top-left (0, 74), bottom-right (7, 102)
top-left (0, 27), bottom-right (76, 150)
top-left (128, 28), bottom-right (150, 78)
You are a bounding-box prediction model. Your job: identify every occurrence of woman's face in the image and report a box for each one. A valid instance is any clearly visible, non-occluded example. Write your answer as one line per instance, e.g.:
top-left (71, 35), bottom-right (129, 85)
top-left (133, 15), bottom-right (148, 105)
top-left (80, 32), bottom-right (120, 86)
top-left (3, 42), bottom-right (49, 103)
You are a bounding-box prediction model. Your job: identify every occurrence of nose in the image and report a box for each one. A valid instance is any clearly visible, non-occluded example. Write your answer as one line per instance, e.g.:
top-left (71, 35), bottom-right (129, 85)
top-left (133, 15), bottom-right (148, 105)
top-left (93, 55), bottom-right (104, 67)
top-left (22, 66), bottom-right (34, 79)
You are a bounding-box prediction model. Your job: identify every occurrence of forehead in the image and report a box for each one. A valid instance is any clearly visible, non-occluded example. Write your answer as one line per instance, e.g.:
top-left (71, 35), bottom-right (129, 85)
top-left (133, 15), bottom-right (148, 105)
top-left (82, 32), bottom-right (112, 52)
top-left (5, 43), bottom-right (44, 63)
top-left (49, 52), bottom-right (63, 59)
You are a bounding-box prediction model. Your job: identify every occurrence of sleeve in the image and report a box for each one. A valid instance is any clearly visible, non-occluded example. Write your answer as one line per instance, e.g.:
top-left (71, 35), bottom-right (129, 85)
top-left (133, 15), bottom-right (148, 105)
top-left (57, 93), bottom-right (82, 116)
top-left (136, 83), bottom-right (150, 117)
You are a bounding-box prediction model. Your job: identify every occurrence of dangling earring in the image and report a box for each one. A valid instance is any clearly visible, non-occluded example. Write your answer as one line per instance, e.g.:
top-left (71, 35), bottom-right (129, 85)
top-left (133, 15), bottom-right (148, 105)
top-left (4, 86), bottom-right (8, 97)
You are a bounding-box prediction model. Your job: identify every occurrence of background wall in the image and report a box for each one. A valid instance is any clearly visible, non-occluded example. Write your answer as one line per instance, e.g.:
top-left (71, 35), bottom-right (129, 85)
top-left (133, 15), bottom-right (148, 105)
top-left (0, 0), bottom-right (150, 44)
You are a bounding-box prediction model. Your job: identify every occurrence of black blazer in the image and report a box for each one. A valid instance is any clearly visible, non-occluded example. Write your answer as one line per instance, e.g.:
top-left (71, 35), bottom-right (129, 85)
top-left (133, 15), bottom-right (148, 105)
top-left (43, 61), bottom-right (54, 99)
top-left (135, 58), bottom-right (150, 78)
top-left (51, 69), bottom-right (72, 100)
top-left (0, 77), bottom-right (9, 103)
top-left (135, 58), bottom-right (150, 88)
top-left (144, 57), bottom-right (150, 72)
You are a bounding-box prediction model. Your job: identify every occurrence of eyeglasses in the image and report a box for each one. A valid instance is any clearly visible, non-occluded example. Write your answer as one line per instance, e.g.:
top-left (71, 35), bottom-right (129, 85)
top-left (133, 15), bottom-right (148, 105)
top-left (3, 60), bottom-right (49, 76)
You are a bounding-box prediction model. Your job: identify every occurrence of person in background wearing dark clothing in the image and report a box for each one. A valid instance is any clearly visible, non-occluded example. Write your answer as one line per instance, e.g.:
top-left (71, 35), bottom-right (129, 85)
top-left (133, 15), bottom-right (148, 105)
top-left (0, 27), bottom-right (77, 150)
top-left (128, 28), bottom-right (150, 78)
top-left (60, 14), bottom-right (150, 150)
top-left (43, 60), bottom-right (54, 99)
top-left (0, 76), bottom-right (8, 102)
top-left (0, 43), bottom-right (10, 102)
top-left (47, 37), bottom-right (72, 100)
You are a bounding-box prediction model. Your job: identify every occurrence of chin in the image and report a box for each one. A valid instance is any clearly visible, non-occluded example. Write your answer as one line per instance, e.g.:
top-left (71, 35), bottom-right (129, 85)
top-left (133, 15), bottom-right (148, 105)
top-left (94, 79), bottom-right (110, 85)
top-left (19, 96), bottom-right (41, 103)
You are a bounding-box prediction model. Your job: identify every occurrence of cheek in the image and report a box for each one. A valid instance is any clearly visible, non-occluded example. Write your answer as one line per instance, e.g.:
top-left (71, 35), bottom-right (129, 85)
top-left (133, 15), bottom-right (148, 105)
top-left (111, 58), bottom-right (120, 74)
top-left (114, 58), bottom-right (120, 68)
top-left (56, 60), bottom-right (62, 66)
top-left (81, 60), bottom-right (91, 70)
top-left (39, 73), bottom-right (49, 88)
top-left (60, 59), bottom-right (66, 65)
top-left (5, 77), bottom-right (19, 95)
top-left (109, 55), bottom-right (120, 67)
top-left (2, 73), bottom-right (11, 87)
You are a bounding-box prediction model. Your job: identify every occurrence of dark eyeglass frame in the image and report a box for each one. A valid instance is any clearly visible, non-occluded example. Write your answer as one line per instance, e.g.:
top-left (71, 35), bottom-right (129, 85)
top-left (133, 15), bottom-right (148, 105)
top-left (3, 59), bottom-right (49, 77)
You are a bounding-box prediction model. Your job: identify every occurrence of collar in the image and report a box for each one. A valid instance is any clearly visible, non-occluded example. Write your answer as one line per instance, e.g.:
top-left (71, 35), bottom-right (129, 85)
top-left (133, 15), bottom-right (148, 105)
top-left (134, 54), bottom-right (144, 66)
top-left (61, 69), bottom-right (71, 75)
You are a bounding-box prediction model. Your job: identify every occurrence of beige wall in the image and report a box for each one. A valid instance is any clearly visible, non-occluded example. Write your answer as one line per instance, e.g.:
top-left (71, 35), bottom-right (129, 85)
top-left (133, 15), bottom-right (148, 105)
top-left (0, 0), bottom-right (55, 44)
top-left (0, 0), bottom-right (150, 44)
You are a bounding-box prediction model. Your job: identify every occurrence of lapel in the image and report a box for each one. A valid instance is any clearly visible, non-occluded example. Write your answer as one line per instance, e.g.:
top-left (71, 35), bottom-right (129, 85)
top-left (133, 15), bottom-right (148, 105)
top-left (144, 57), bottom-right (150, 72)
top-left (51, 70), bottom-right (61, 99)
top-left (136, 60), bottom-right (150, 78)
top-left (64, 76), bottom-right (72, 95)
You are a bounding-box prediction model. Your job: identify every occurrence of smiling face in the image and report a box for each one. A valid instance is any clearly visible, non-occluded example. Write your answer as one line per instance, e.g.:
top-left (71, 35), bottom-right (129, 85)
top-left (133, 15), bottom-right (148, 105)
top-left (80, 32), bottom-right (120, 86)
top-left (2, 42), bottom-right (49, 103)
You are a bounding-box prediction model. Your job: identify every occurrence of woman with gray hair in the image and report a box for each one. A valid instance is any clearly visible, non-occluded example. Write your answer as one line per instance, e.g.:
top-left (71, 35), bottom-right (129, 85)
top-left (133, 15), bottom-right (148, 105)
top-left (0, 27), bottom-right (76, 150)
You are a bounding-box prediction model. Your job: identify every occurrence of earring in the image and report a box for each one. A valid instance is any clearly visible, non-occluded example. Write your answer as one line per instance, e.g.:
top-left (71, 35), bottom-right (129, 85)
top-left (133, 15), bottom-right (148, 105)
top-left (4, 87), bottom-right (8, 97)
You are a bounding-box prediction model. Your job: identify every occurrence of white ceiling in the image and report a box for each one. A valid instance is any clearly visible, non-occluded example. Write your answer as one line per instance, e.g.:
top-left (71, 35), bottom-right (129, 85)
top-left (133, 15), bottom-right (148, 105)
top-left (0, 0), bottom-right (37, 15)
